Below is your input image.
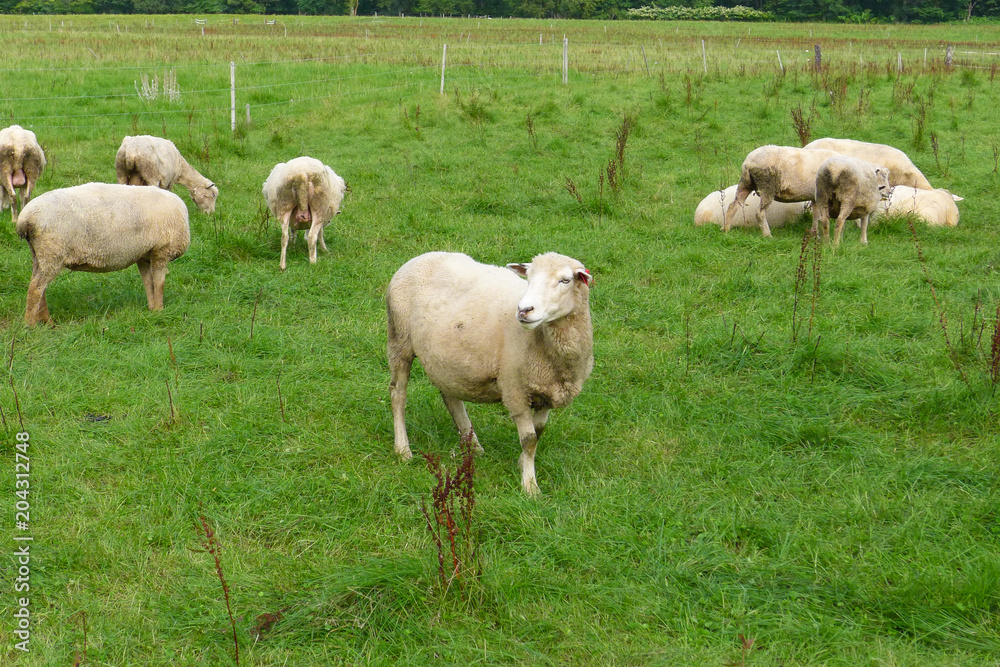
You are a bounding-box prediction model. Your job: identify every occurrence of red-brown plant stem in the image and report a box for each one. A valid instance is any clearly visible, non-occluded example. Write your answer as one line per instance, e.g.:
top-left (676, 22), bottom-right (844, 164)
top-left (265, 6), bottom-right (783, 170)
top-left (198, 515), bottom-right (240, 666)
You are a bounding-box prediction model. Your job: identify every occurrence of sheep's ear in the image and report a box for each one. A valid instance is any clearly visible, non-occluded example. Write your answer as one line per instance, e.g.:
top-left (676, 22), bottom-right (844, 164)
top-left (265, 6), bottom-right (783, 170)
top-left (576, 268), bottom-right (594, 287)
top-left (952, 194), bottom-right (964, 202)
top-left (507, 263), bottom-right (529, 278)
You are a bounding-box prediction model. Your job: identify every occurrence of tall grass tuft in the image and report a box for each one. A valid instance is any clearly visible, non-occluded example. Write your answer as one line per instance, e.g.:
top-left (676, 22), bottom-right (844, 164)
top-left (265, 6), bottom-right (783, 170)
top-left (790, 103), bottom-right (813, 146)
top-left (196, 514), bottom-right (240, 666)
top-left (990, 303), bottom-right (1000, 387)
top-left (792, 225), bottom-right (822, 343)
top-left (420, 432), bottom-right (479, 598)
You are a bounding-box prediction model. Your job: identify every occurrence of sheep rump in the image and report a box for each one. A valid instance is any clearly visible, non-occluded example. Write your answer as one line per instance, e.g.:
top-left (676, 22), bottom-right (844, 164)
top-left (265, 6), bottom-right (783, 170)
top-left (387, 251), bottom-right (594, 496)
top-left (0, 124), bottom-right (46, 223)
top-left (262, 156), bottom-right (346, 271)
top-left (115, 135), bottom-right (218, 214)
top-left (812, 156), bottom-right (891, 246)
top-left (723, 145), bottom-right (840, 237)
top-left (16, 183), bottom-right (190, 325)
top-left (873, 186), bottom-right (962, 227)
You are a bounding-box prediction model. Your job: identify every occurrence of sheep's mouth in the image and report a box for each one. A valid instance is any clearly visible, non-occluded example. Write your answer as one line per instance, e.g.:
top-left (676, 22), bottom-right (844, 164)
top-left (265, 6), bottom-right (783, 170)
top-left (517, 314), bottom-right (542, 329)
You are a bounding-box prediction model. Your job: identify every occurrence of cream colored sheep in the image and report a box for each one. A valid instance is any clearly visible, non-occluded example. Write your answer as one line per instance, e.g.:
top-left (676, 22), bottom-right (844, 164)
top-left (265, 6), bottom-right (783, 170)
top-left (16, 183), bottom-right (190, 326)
top-left (387, 251), bottom-right (594, 496)
top-left (805, 138), bottom-right (933, 189)
top-left (115, 135), bottom-right (218, 214)
top-left (0, 124), bottom-right (46, 223)
top-left (874, 186), bottom-right (962, 227)
top-left (812, 156), bottom-right (891, 246)
top-left (262, 156), bottom-right (346, 271)
top-left (723, 145), bottom-right (840, 237)
top-left (695, 185), bottom-right (809, 229)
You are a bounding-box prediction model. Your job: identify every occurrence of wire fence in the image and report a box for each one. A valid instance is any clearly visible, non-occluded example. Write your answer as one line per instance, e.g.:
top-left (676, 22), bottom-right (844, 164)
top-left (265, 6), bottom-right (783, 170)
top-left (2, 19), bottom-right (997, 133)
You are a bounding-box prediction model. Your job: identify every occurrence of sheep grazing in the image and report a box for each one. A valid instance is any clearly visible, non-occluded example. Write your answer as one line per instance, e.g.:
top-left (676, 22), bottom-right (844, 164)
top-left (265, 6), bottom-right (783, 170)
top-left (115, 135), bottom-right (219, 214)
top-left (0, 124), bottom-right (46, 223)
top-left (16, 183), bottom-right (190, 326)
top-left (874, 186), bottom-right (962, 227)
top-left (805, 138), bottom-right (933, 190)
top-left (723, 145), bottom-right (841, 237)
top-left (387, 251), bottom-right (594, 496)
top-left (695, 184), bottom-right (809, 229)
top-left (812, 156), bottom-right (891, 246)
top-left (262, 156), bottom-right (346, 271)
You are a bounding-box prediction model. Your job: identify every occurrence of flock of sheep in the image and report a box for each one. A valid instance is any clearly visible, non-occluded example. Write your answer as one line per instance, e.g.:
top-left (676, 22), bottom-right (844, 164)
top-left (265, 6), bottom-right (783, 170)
top-left (1, 123), bottom-right (593, 495)
top-left (0, 126), bottom-right (963, 496)
top-left (694, 137), bottom-right (963, 241)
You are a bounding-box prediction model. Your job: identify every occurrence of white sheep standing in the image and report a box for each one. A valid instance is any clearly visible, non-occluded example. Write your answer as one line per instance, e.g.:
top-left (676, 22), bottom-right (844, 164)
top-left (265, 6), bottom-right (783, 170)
top-left (805, 138), bottom-right (933, 190)
top-left (16, 183), bottom-right (190, 326)
top-left (115, 135), bottom-right (218, 214)
top-left (0, 124), bottom-right (46, 223)
top-left (723, 145), bottom-right (841, 237)
top-left (387, 251), bottom-right (594, 496)
top-left (262, 156), bottom-right (346, 271)
top-left (695, 185), bottom-right (810, 229)
top-left (873, 186), bottom-right (962, 227)
top-left (812, 156), bottom-right (891, 246)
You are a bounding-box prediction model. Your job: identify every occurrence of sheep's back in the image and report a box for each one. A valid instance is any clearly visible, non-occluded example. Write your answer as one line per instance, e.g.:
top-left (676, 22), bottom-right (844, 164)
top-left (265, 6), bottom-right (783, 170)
top-left (20, 184), bottom-right (189, 271)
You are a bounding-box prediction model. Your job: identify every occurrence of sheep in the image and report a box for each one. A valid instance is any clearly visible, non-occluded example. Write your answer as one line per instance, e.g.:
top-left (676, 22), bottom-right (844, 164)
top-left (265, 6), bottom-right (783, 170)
top-left (873, 186), bottom-right (962, 227)
top-left (805, 137), bottom-right (933, 189)
top-left (723, 145), bottom-right (841, 237)
top-left (812, 156), bottom-right (891, 246)
top-left (387, 251), bottom-right (594, 496)
top-left (695, 184), bottom-right (810, 229)
top-left (115, 135), bottom-right (218, 214)
top-left (16, 183), bottom-right (190, 326)
top-left (0, 124), bottom-right (46, 223)
top-left (262, 156), bottom-right (346, 271)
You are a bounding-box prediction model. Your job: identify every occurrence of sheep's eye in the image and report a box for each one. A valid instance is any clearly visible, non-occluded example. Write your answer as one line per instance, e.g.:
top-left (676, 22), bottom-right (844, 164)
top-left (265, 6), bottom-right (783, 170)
top-left (559, 277), bottom-right (571, 284)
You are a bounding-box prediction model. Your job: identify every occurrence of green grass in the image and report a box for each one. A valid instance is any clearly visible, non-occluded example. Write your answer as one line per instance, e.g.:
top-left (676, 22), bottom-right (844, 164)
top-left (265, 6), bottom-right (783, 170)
top-left (1, 14), bottom-right (1000, 666)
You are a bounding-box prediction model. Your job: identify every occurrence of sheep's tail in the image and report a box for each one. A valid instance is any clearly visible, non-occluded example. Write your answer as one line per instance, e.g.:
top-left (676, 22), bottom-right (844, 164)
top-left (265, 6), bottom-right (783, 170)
top-left (294, 177), bottom-right (312, 218)
top-left (14, 207), bottom-right (32, 241)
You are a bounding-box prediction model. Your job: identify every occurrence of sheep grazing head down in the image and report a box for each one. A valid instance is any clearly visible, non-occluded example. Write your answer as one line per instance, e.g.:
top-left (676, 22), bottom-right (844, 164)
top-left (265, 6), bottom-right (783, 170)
top-left (508, 254), bottom-right (594, 330)
top-left (193, 181), bottom-right (219, 215)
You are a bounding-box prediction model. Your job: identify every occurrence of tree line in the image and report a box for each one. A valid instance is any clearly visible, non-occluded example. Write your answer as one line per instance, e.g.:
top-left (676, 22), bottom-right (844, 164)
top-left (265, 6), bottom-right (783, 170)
top-left (2, 0), bottom-right (998, 23)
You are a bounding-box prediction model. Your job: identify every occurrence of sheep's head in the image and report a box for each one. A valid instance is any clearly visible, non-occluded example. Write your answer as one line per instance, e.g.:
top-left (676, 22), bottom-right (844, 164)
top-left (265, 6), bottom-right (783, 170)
top-left (508, 253), bottom-right (593, 330)
top-left (193, 181), bottom-right (219, 214)
top-left (875, 167), bottom-right (891, 201)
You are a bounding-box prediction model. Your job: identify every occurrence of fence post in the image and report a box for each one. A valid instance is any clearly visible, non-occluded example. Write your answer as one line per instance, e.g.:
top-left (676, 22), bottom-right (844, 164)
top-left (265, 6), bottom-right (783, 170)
top-left (701, 39), bottom-right (707, 74)
top-left (563, 37), bottom-right (568, 84)
top-left (776, 50), bottom-right (784, 74)
top-left (897, 52), bottom-right (902, 73)
top-left (230, 61), bottom-right (236, 132)
top-left (440, 44), bottom-right (447, 94)
top-left (946, 44), bottom-right (954, 68)
top-left (814, 44), bottom-right (821, 71)
top-left (246, 103), bottom-right (251, 124)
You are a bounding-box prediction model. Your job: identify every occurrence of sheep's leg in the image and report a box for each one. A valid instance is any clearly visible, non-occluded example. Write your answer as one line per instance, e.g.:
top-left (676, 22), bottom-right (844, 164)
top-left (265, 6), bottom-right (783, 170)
top-left (306, 214), bottom-right (321, 265)
top-left (532, 408), bottom-right (551, 441)
top-left (859, 214), bottom-right (870, 246)
top-left (722, 181), bottom-right (752, 232)
top-left (755, 192), bottom-right (774, 238)
top-left (24, 262), bottom-right (59, 326)
top-left (137, 260), bottom-right (155, 308)
top-left (509, 408), bottom-right (541, 497)
top-left (279, 212), bottom-right (292, 271)
top-left (318, 227), bottom-right (328, 253)
top-left (388, 341), bottom-right (414, 459)
top-left (442, 394), bottom-right (484, 454)
top-left (148, 261), bottom-right (169, 310)
top-left (833, 206), bottom-right (852, 247)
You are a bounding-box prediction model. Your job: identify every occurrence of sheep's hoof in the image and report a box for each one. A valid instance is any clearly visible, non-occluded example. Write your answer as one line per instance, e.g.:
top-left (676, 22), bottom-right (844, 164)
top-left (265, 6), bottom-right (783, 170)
top-left (523, 479), bottom-right (540, 498)
top-left (395, 446), bottom-right (413, 461)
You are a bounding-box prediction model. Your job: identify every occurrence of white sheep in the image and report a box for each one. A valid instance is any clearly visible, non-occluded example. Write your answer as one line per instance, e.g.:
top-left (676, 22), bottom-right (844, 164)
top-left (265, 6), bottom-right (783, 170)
top-left (873, 186), bottom-right (962, 227)
top-left (387, 251), bottom-right (594, 496)
top-left (16, 183), bottom-right (190, 326)
top-left (695, 185), bottom-right (810, 229)
top-left (723, 145), bottom-right (841, 237)
top-left (805, 138), bottom-right (933, 190)
top-left (0, 124), bottom-right (46, 223)
top-left (812, 156), bottom-right (891, 246)
top-left (115, 135), bottom-right (218, 214)
top-left (262, 156), bottom-right (346, 271)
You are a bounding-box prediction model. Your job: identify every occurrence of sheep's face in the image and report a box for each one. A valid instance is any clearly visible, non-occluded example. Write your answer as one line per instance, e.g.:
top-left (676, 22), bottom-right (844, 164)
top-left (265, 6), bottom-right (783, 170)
top-left (875, 168), bottom-right (891, 201)
top-left (508, 253), bottom-right (593, 330)
top-left (194, 182), bottom-right (219, 214)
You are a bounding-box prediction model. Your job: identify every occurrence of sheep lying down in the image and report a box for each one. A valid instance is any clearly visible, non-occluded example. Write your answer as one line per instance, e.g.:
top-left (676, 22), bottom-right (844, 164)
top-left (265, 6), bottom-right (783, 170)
top-left (387, 251), bottom-right (594, 496)
top-left (16, 183), bottom-right (190, 325)
top-left (695, 185), bottom-right (810, 229)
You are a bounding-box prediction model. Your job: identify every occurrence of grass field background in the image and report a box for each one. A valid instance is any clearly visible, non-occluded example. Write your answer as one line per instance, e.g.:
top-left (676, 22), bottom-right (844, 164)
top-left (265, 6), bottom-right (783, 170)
top-left (1, 14), bottom-right (1000, 665)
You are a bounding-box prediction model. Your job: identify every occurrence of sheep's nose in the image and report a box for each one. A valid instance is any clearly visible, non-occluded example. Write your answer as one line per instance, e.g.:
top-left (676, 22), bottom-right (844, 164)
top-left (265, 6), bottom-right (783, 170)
top-left (517, 306), bottom-right (534, 320)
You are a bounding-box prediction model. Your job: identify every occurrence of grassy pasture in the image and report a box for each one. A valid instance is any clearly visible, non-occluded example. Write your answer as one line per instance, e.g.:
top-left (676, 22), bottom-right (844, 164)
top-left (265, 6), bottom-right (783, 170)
top-left (2, 14), bottom-right (1000, 665)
